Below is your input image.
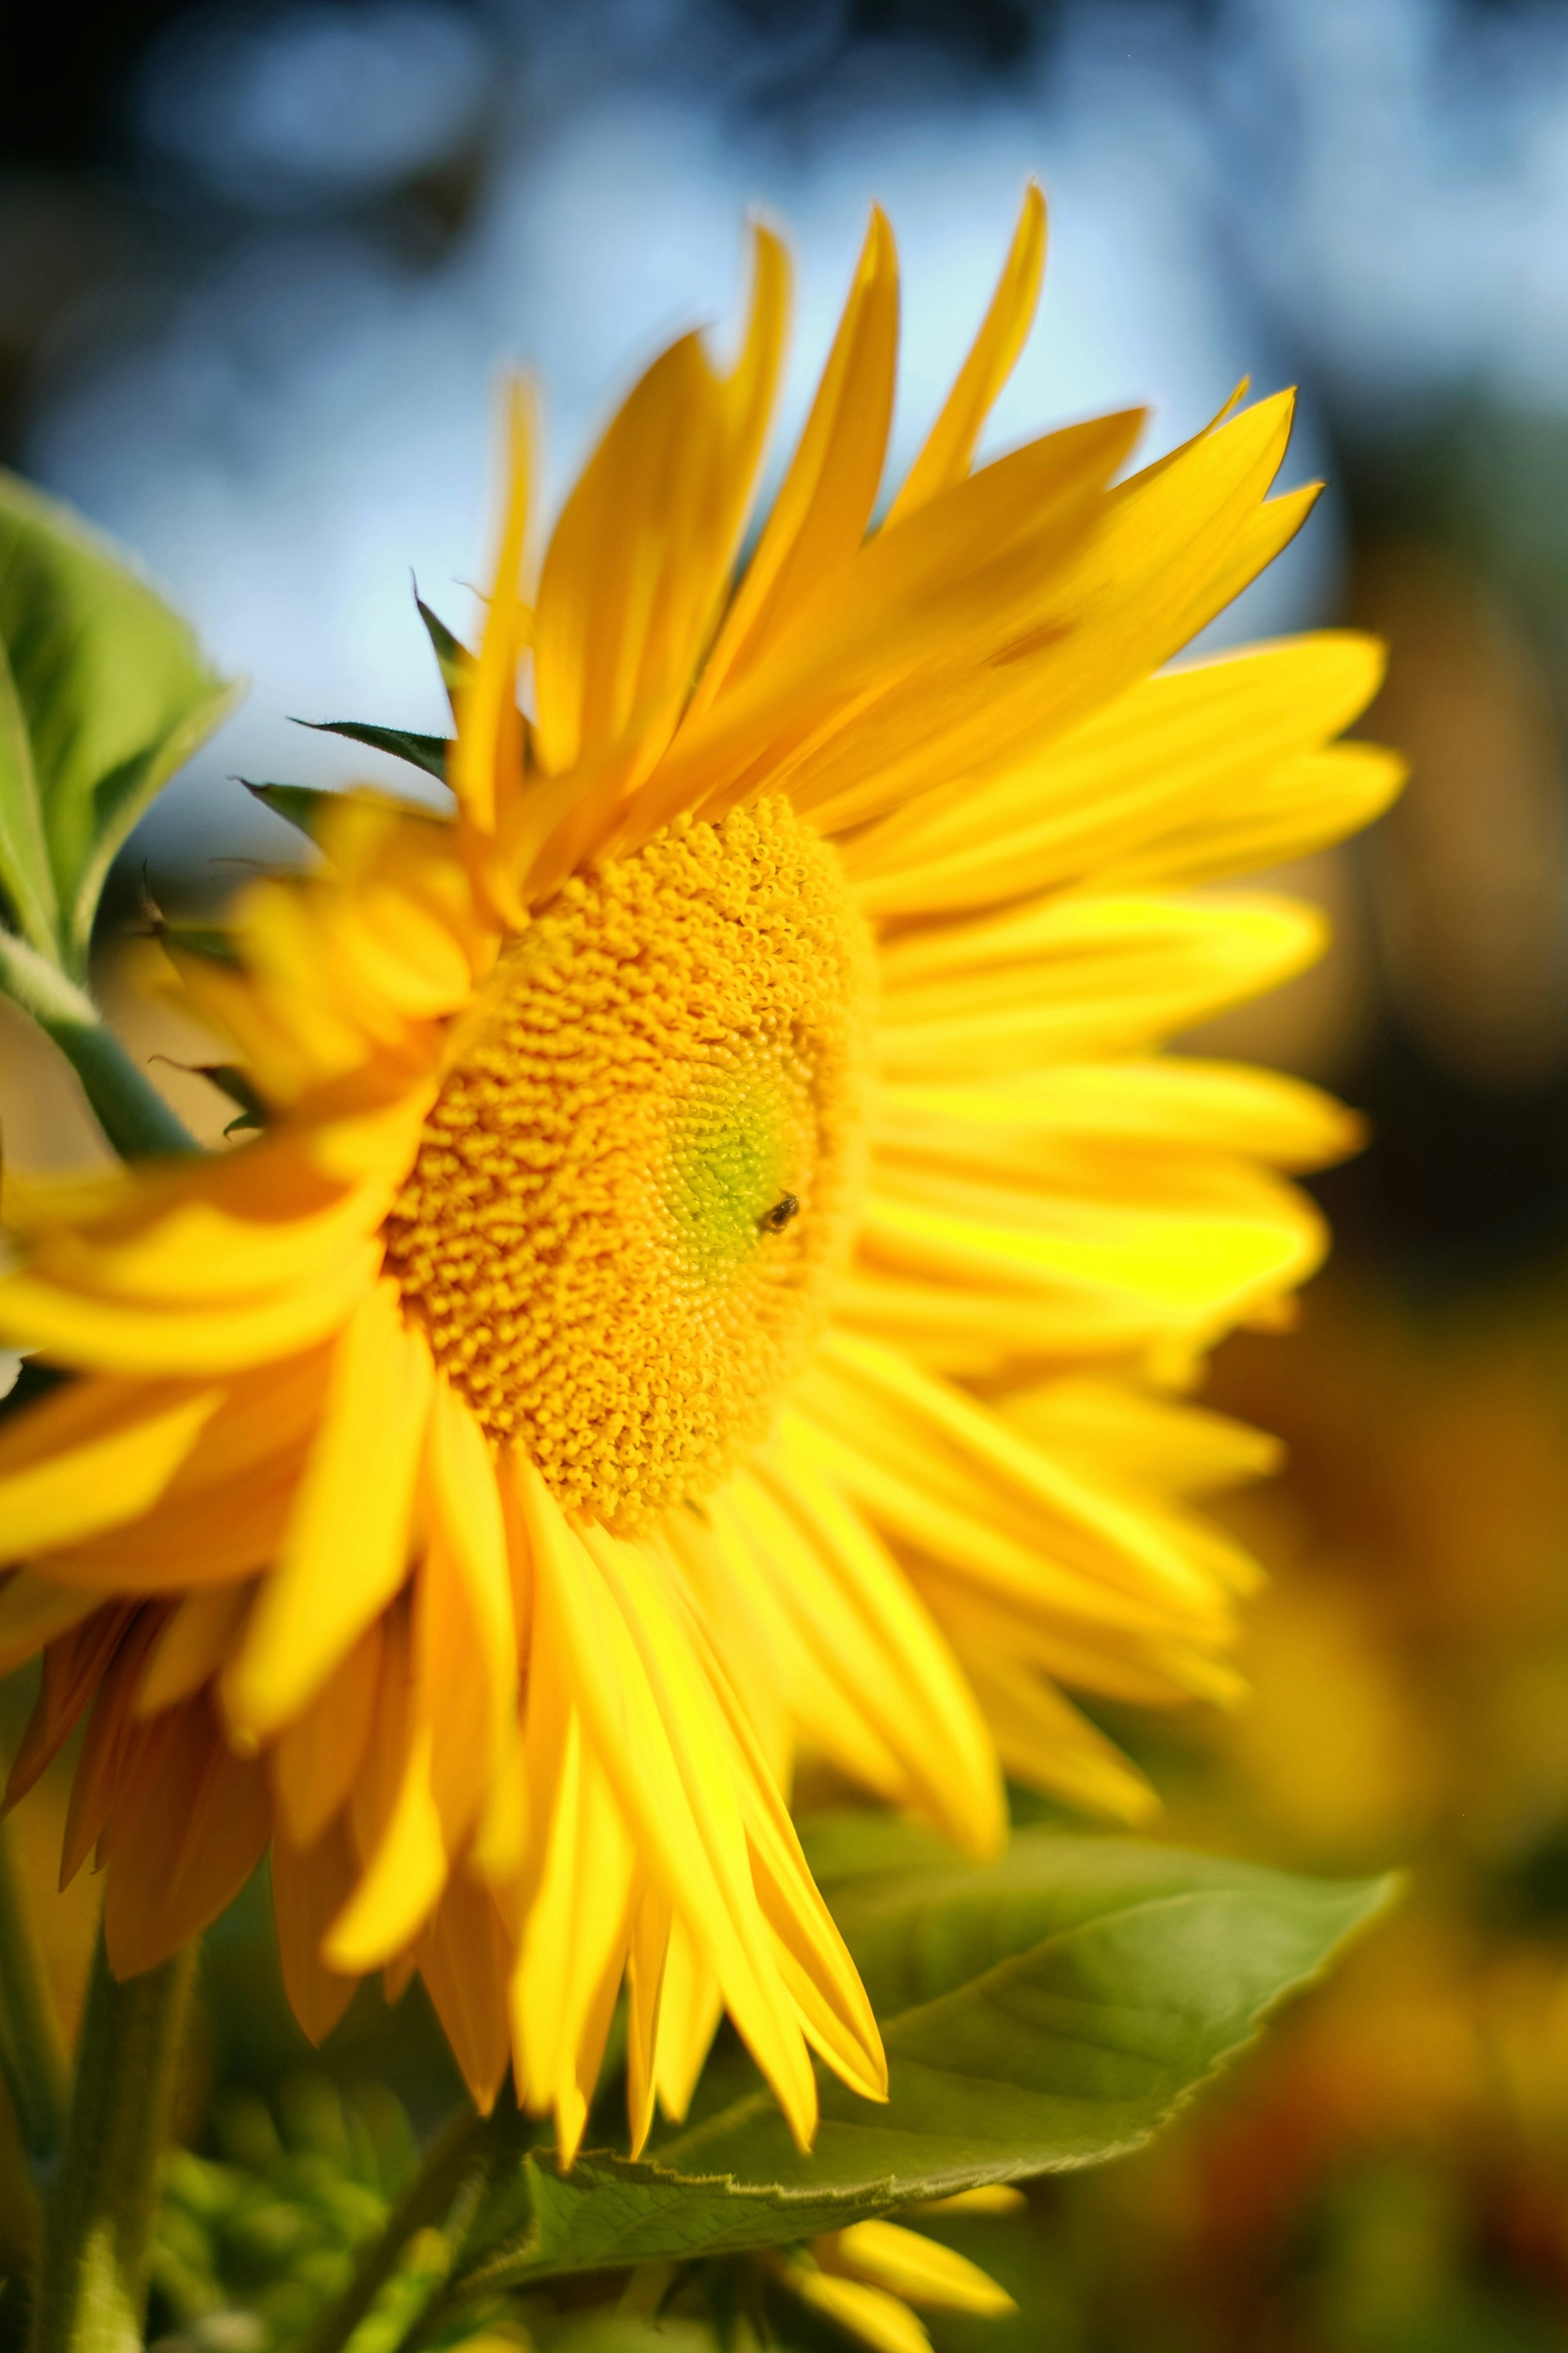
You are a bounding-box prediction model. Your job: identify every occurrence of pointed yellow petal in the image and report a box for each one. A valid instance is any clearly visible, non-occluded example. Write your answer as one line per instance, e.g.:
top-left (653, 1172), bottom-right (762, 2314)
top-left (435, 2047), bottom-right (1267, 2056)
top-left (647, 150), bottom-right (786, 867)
top-left (885, 183), bottom-right (1045, 526)
top-left (826, 2220), bottom-right (1017, 2315)
top-left (225, 1284), bottom-right (430, 1742)
top-left (955, 1641), bottom-right (1159, 1822)
top-left (514, 1459), bottom-right (819, 2146)
top-left (652, 1912), bottom-right (723, 2124)
top-left (693, 206), bottom-right (898, 708)
top-left (102, 1698), bottom-right (272, 1975)
top-left (268, 1618), bottom-right (383, 1847)
top-left (775, 2257), bottom-right (934, 2353)
top-left (136, 1584), bottom-right (252, 1715)
top-left (328, 1716), bottom-right (447, 1970)
top-left (451, 377), bottom-right (532, 834)
top-left (535, 222), bottom-right (789, 784)
top-left (510, 1709), bottom-right (636, 2164)
top-left (0, 1381), bottom-right (222, 1565)
top-left (419, 1377), bottom-right (519, 1856)
top-left (0, 1241), bottom-right (381, 1376)
top-left (625, 1877), bottom-right (672, 2155)
top-left (847, 631), bottom-right (1388, 917)
top-left (272, 1815), bottom-right (361, 2046)
top-left (328, 1604), bottom-right (449, 1969)
top-left (418, 1872), bottom-right (512, 2113)
top-left (876, 892), bottom-right (1326, 1076)
top-left (722, 1458), bottom-right (1004, 1856)
top-left (876, 1059), bottom-right (1362, 1173)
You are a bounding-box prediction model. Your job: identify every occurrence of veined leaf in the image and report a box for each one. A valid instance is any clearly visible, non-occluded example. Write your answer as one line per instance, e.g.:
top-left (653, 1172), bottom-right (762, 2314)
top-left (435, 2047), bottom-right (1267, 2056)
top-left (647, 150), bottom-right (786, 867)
top-left (0, 471), bottom-right (238, 974)
top-left (450, 1835), bottom-right (1394, 2290)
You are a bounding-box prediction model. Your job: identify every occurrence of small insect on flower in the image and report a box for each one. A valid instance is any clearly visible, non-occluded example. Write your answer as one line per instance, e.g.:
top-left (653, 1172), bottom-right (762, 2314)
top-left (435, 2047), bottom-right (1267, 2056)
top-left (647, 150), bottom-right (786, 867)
top-left (0, 185), bottom-right (1401, 2163)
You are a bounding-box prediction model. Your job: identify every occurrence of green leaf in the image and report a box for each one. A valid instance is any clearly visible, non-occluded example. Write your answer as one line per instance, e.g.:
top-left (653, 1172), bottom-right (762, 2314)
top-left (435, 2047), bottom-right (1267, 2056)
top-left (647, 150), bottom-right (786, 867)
top-left (298, 720), bottom-right (452, 783)
top-left (0, 642), bottom-right (59, 957)
top-left (451, 1836), bottom-right (1395, 2291)
top-left (0, 471), bottom-right (238, 973)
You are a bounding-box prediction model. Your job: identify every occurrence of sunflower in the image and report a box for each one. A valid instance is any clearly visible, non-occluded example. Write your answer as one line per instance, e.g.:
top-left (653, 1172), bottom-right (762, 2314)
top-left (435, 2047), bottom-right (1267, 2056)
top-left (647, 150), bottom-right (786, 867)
top-left (0, 190), bottom-right (1400, 2162)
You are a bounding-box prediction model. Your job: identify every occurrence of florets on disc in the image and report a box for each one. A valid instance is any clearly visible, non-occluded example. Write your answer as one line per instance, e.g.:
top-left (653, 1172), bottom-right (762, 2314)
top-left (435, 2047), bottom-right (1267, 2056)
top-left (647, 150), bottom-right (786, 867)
top-left (384, 796), bottom-right (874, 1530)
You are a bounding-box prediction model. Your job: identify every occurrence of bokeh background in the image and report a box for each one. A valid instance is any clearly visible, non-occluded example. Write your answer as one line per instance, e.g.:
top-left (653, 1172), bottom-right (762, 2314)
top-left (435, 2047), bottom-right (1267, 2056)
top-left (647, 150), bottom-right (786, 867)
top-left (11, 1), bottom-right (1568, 2347)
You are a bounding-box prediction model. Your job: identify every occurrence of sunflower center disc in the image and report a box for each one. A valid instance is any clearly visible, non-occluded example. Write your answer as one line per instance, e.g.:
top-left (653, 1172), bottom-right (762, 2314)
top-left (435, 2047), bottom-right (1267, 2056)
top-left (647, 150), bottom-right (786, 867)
top-left (384, 796), bottom-right (875, 1531)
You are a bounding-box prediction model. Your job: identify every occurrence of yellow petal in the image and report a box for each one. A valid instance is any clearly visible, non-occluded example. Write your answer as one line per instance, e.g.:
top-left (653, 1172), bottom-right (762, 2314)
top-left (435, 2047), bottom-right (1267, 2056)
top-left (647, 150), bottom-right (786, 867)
top-left (719, 1457), bottom-right (1004, 1856)
top-left (875, 1059), bottom-right (1362, 1172)
top-left (417, 1872), bottom-right (512, 2113)
top-left (847, 631), bottom-right (1388, 917)
top-left (450, 376), bottom-right (532, 834)
top-left (951, 1640), bottom-right (1159, 1822)
top-left (510, 1708), bottom-right (637, 2165)
top-left (652, 1912), bottom-right (723, 2125)
top-left (826, 2220), bottom-right (1017, 2315)
top-left (136, 1585), bottom-right (253, 1715)
top-left (268, 1618), bottom-right (383, 1847)
top-left (271, 1815), bottom-right (361, 2046)
top-left (0, 1240), bottom-right (382, 1375)
top-left (328, 1603), bottom-right (449, 1968)
top-left (101, 1697), bottom-right (271, 1975)
top-left (1001, 1375), bottom-right (1280, 1497)
top-left (876, 891), bottom-right (1326, 1077)
top-left (692, 207), bottom-right (897, 710)
top-left (775, 2258), bottom-right (933, 2353)
top-left (911, 2187), bottom-right (1027, 2217)
top-left (225, 1284), bottom-right (431, 1742)
top-left (514, 1458), bottom-right (819, 2146)
top-left (884, 182), bottom-right (1045, 526)
top-left (535, 222), bottom-right (789, 779)
top-left (328, 1717), bottom-right (446, 1970)
top-left (625, 1876), bottom-right (672, 2155)
top-left (0, 1381), bottom-right (223, 1566)
top-left (419, 1378), bottom-right (519, 1857)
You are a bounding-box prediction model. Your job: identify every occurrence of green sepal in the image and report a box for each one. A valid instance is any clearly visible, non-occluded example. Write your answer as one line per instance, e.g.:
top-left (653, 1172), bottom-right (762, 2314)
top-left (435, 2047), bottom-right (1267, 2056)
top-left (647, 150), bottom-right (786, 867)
top-left (0, 470), bottom-right (238, 976)
top-left (194, 1065), bottom-right (267, 1136)
top-left (444, 1833), bottom-right (1396, 2294)
top-left (416, 593), bottom-right (474, 709)
top-left (243, 779), bottom-right (346, 842)
top-left (153, 922), bottom-right (241, 968)
top-left (244, 778), bottom-right (455, 844)
top-left (297, 719), bottom-right (452, 783)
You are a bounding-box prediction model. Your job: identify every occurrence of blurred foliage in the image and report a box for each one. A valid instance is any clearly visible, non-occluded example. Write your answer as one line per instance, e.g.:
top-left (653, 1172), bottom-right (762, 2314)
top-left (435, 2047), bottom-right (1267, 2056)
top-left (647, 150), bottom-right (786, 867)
top-left (150, 2079), bottom-right (415, 2353)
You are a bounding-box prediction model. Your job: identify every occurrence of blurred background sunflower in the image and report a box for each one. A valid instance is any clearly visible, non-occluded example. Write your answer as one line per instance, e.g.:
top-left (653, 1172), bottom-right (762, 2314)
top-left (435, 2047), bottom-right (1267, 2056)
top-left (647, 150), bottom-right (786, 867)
top-left (9, 0), bottom-right (1568, 2348)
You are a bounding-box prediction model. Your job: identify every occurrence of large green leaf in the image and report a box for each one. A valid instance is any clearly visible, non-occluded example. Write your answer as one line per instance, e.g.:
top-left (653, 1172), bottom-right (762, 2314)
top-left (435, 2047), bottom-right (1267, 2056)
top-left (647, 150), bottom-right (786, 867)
top-left (0, 472), bottom-right (238, 971)
top-left (0, 637), bottom-right (56, 958)
top-left (452, 1835), bottom-right (1394, 2291)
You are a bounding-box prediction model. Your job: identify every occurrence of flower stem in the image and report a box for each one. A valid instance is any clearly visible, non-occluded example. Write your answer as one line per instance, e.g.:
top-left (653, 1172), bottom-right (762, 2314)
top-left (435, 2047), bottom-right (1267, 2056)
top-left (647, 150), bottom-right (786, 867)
top-left (0, 929), bottom-right (197, 1160)
top-left (0, 1819), bottom-right (68, 2182)
top-left (28, 1934), bottom-right (198, 2353)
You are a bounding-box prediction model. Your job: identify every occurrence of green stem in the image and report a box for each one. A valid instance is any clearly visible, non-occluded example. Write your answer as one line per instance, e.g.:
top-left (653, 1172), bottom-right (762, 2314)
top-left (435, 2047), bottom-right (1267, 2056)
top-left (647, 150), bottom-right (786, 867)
top-left (0, 929), bottom-right (197, 1160)
top-left (0, 1819), bottom-right (68, 2181)
top-left (28, 1935), bottom-right (197, 2353)
top-left (294, 2106), bottom-right (492, 2353)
